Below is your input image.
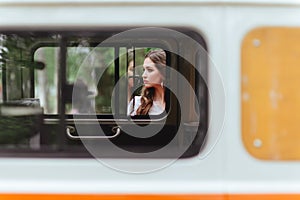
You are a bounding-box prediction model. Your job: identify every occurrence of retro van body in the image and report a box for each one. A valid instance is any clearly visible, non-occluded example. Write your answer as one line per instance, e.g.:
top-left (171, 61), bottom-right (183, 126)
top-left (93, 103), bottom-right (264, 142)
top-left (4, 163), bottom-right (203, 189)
top-left (0, 0), bottom-right (300, 199)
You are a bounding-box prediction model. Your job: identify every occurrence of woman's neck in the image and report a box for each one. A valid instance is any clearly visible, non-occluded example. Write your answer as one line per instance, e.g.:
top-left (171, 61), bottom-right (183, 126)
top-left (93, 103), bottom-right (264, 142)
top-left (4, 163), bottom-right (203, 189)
top-left (153, 86), bottom-right (165, 107)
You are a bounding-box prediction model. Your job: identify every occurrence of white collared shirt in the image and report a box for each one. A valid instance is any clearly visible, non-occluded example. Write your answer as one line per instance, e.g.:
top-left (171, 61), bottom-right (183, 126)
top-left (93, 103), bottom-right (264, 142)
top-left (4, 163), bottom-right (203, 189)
top-left (127, 96), bottom-right (164, 116)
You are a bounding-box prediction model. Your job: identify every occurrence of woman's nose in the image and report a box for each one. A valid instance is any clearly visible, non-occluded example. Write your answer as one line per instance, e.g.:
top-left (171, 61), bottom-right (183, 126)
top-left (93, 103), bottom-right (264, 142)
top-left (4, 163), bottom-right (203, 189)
top-left (142, 71), bottom-right (147, 78)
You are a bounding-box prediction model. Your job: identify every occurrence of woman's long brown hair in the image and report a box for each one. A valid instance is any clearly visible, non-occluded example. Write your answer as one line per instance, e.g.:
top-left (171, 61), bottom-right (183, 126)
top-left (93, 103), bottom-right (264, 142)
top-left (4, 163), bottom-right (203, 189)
top-left (136, 49), bottom-right (166, 115)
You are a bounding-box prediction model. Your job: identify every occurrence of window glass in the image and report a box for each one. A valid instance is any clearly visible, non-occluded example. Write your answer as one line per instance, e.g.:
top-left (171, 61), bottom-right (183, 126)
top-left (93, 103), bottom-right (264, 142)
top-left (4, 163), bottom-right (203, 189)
top-left (0, 62), bottom-right (2, 103)
top-left (34, 47), bottom-right (59, 114)
top-left (0, 75), bottom-right (2, 103)
top-left (0, 33), bottom-right (57, 150)
top-left (34, 46), bottom-right (148, 115)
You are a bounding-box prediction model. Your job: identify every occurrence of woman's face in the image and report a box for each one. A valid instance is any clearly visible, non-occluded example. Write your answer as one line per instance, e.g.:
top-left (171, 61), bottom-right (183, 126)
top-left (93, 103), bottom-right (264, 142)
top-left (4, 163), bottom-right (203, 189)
top-left (142, 57), bottom-right (163, 88)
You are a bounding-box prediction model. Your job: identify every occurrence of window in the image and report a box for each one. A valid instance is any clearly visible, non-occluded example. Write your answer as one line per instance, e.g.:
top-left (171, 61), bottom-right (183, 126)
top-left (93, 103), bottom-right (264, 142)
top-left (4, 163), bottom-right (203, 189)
top-left (34, 46), bottom-right (146, 115)
top-left (0, 28), bottom-right (207, 158)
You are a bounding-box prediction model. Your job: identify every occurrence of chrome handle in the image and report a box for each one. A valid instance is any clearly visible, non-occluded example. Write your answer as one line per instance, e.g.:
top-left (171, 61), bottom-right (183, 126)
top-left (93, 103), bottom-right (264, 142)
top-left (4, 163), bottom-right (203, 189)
top-left (66, 125), bottom-right (121, 139)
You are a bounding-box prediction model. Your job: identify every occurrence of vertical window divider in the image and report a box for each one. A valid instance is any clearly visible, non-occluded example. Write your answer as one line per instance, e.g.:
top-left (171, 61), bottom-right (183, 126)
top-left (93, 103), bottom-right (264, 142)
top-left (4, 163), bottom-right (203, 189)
top-left (20, 50), bottom-right (24, 98)
top-left (132, 47), bottom-right (136, 112)
top-left (30, 50), bottom-right (35, 98)
top-left (58, 35), bottom-right (67, 150)
top-left (114, 46), bottom-right (120, 117)
top-left (125, 47), bottom-right (129, 108)
top-left (2, 63), bottom-right (7, 102)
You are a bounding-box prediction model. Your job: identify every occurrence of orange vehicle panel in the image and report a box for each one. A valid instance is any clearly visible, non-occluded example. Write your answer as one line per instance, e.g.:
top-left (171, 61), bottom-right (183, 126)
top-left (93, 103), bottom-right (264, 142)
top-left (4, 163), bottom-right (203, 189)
top-left (1, 194), bottom-right (300, 200)
top-left (242, 27), bottom-right (300, 160)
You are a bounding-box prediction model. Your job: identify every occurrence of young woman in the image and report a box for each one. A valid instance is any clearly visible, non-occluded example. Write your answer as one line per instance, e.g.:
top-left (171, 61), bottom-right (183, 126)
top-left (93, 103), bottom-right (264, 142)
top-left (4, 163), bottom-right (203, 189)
top-left (127, 49), bottom-right (166, 116)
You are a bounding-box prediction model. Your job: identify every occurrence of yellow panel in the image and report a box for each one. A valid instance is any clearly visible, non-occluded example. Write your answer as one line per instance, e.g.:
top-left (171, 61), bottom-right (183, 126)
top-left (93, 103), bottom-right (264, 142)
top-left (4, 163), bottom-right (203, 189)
top-left (242, 27), bottom-right (300, 160)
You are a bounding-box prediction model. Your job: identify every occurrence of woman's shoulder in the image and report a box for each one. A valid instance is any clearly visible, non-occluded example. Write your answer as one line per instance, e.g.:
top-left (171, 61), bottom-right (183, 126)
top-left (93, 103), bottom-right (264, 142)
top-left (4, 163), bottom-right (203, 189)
top-left (127, 96), bottom-right (142, 115)
top-left (128, 96), bottom-right (142, 104)
top-left (134, 96), bottom-right (142, 101)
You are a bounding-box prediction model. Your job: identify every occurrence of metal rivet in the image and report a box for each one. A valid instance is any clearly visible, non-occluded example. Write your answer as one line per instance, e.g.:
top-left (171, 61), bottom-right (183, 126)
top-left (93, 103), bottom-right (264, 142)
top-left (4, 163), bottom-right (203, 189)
top-left (253, 139), bottom-right (262, 148)
top-left (253, 39), bottom-right (261, 47)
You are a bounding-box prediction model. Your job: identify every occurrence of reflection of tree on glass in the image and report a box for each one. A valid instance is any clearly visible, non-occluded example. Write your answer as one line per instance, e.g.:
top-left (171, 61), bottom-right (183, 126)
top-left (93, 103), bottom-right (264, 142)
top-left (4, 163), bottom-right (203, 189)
top-left (0, 69), bottom-right (2, 102)
top-left (128, 49), bottom-right (166, 116)
top-left (0, 83), bottom-right (2, 103)
top-left (70, 79), bottom-right (94, 114)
